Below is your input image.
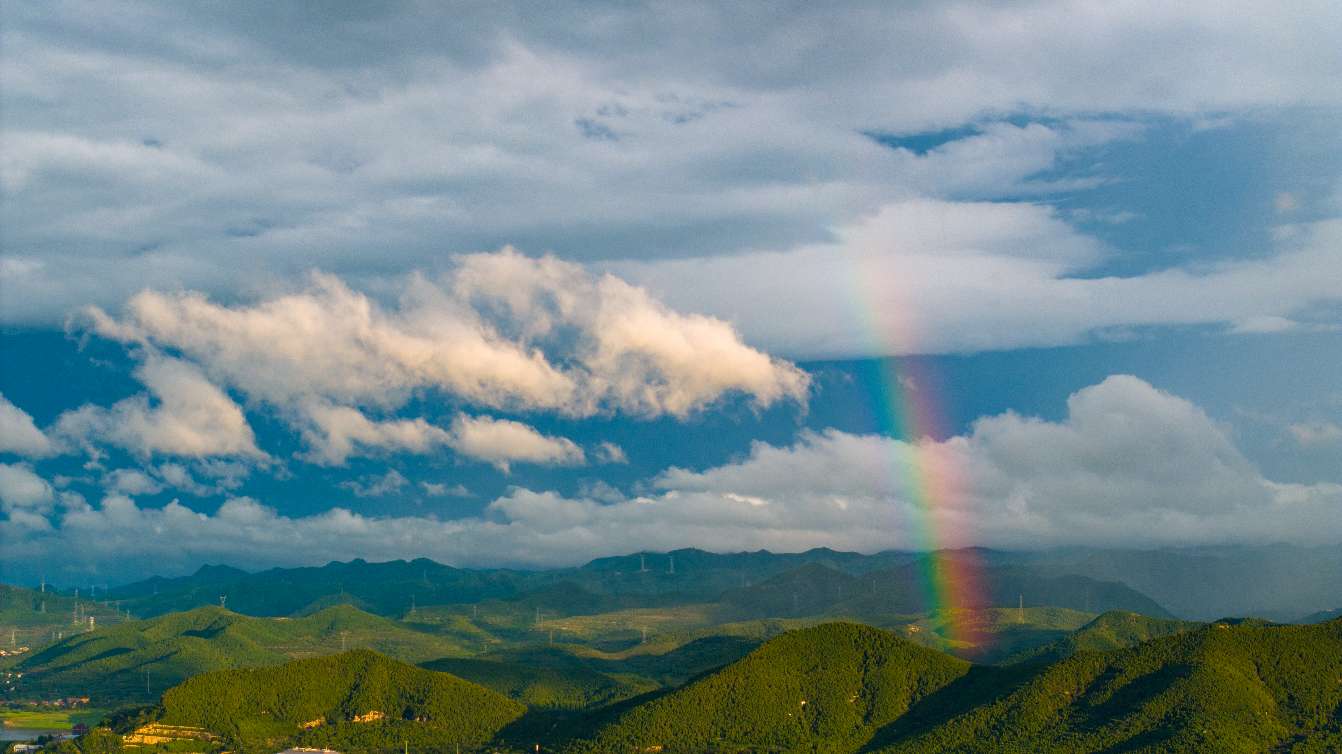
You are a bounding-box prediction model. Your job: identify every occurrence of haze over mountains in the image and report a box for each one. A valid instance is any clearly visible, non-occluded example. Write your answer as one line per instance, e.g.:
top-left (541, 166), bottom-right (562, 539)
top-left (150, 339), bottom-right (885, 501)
top-left (64, 544), bottom-right (1340, 624)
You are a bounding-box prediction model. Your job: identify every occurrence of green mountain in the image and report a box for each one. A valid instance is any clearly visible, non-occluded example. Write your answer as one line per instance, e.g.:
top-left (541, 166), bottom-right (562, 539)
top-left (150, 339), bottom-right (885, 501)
top-left (7, 604), bottom-right (474, 703)
top-left (158, 649), bottom-right (524, 751)
top-left (423, 634), bottom-right (762, 711)
top-left (423, 653), bottom-right (653, 711)
top-left (572, 623), bottom-right (971, 753)
top-left (1003, 610), bottom-right (1198, 664)
top-left (562, 618), bottom-right (1342, 753)
top-left (874, 617), bottom-right (1342, 753)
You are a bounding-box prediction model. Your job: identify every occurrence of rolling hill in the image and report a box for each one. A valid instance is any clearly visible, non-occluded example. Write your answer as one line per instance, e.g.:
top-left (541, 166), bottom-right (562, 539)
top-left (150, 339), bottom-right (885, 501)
top-left (0, 584), bottom-right (128, 649)
top-left (158, 649), bottom-right (524, 750)
top-left (561, 618), bottom-right (1342, 752)
top-left (572, 623), bottom-right (971, 753)
top-left (7, 604), bottom-right (476, 702)
top-left (873, 617), bottom-right (1342, 752)
top-left (1003, 610), bottom-right (1198, 664)
top-left (423, 652), bottom-right (654, 710)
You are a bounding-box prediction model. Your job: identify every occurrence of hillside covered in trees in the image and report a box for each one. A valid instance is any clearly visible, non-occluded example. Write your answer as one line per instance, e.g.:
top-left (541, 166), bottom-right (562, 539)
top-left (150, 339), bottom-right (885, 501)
top-left (158, 650), bottom-right (524, 751)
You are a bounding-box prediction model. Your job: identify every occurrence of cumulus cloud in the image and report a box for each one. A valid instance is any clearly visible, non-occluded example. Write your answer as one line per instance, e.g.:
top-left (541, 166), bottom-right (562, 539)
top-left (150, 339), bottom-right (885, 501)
top-left (7, 376), bottom-right (1339, 578)
top-left (85, 253), bottom-right (807, 419)
top-left (74, 252), bottom-right (806, 465)
top-left (0, 393), bottom-right (53, 457)
top-left (452, 250), bottom-right (811, 416)
top-left (0, 462), bottom-right (55, 513)
top-left (154, 461), bottom-right (244, 496)
top-left (446, 414), bottom-right (585, 472)
top-left (594, 442), bottom-right (628, 464)
top-left (102, 468), bottom-right (163, 496)
top-left (296, 402), bottom-right (588, 471)
top-left (421, 481), bottom-right (471, 498)
top-left (298, 403), bottom-right (454, 466)
top-left (53, 356), bottom-right (266, 459)
top-left (341, 469), bottom-right (410, 498)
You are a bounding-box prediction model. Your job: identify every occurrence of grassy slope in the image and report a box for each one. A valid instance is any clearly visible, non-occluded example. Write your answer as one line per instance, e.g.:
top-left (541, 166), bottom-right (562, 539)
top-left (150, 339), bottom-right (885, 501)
top-left (8, 604), bottom-right (473, 703)
top-left (159, 649), bottom-right (524, 750)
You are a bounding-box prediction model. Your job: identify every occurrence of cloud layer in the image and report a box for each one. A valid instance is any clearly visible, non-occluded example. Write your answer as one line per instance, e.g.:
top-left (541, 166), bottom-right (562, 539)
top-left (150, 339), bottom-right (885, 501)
top-left (7, 376), bottom-right (1338, 579)
top-left (4, 1), bottom-right (1341, 349)
top-left (619, 204), bottom-right (1342, 357)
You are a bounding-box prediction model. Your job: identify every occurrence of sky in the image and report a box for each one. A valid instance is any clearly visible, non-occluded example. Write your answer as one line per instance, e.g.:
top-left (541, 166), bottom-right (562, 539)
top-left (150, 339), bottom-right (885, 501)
top-left (2, 1), bottom-right (1341, 585)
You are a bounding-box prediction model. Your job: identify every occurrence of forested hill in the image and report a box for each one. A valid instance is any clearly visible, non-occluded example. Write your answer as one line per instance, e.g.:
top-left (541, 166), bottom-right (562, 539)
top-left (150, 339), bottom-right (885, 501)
top-left (1002, 609), bottom-right (1197, 664)
top-left (572, 622), bottom-right (971, 753)
top-left (568, 618), bottom-right (1342, 753)
top-left (870, 617), bottom-right (1342, 753)
top-left (158, 649), bottom-right (524, 750)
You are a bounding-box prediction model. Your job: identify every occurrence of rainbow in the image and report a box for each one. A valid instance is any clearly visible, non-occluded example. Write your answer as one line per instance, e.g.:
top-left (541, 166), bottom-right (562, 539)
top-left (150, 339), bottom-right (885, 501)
top-left (851, 269), bottom-right (990, 652)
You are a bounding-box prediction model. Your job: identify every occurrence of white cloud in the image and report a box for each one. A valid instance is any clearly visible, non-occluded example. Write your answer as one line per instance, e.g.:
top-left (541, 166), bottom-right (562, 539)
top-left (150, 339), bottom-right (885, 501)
top-left (84, 253), bottom-right (807, 420)
top-left (297, 403), bottom-right (454, 466)
top-left (0, 393), bottom-right (54, 457)
top-left (594, 442), bottom-right (628, 464)
top-left (446, 414), bottom-right (584, 472)
top-left (296, 402), bottom-right (587, 472)
top-left (53, 355), bottom-right (266, 459)
top-left (340, 469), bottom-right (410, 498)
top-left (619, 205), bottom-right (1342, 357)
top-left (1290, 421), bottom-right (1342, 447)
top-left (102, 468), bottom-right (163, 496)
top-left (6, 2), bottom-right (1339, 328)
top-left (151, 461), bottom-right (241, 496)
top-left (0, 463), bottom-right (55, 513)
top-left (7, 376), bottom-right (1339, 577)
top-left (454, 249), bottom-right (811, 416)
top-left (421, 481), bottom-right (470, 498)
top-left (73, 253), bottom-right (806, 464)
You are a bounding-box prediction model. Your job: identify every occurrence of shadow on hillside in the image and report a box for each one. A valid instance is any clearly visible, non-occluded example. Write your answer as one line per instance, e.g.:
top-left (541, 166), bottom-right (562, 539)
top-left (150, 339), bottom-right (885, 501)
top-left (494, 685), bottom-right (678, 750)
top-left (861, 661), bottom-right (1051, 752)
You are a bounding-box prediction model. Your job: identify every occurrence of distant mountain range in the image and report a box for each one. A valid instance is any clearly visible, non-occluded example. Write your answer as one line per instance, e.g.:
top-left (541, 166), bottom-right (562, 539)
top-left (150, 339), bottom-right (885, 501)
top-left (59, 544), bottom-right (1336, 622)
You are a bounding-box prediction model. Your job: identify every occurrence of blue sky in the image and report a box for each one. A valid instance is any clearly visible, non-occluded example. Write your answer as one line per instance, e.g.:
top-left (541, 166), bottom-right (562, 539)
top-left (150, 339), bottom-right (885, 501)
top-left (2, 1), bottom-right (1341, 584)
